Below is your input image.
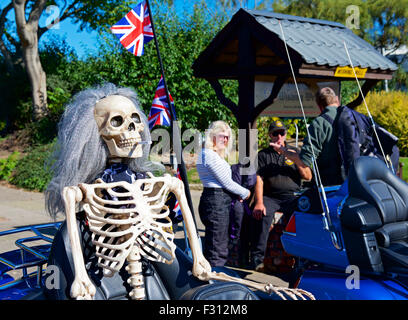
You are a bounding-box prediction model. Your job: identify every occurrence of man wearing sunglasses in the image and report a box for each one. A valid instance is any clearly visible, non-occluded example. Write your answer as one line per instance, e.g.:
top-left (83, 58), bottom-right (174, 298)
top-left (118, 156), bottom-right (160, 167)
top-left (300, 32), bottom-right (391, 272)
top-left (249, 120), bottom-right (303, 271)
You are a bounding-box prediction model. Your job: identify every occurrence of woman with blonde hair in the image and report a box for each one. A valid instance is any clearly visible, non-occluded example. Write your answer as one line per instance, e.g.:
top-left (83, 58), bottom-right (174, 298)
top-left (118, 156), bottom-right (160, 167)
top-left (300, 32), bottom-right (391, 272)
top-left (197, 120), bottom-right (250, 267)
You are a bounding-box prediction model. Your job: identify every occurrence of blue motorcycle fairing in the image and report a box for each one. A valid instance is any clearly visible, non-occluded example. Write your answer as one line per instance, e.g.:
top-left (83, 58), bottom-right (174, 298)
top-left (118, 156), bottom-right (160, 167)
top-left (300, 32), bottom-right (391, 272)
top-left (297, 268), bottom-right (408, 300)
top-left (281, 181), bottom-right (350, 269)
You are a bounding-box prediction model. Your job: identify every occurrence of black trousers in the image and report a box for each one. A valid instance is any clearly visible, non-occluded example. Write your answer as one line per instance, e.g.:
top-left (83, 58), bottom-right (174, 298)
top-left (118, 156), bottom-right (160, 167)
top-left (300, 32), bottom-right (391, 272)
top-left (198, 188), bottom-right (232, 267)
top-left (249, 195), bottom-right (298, 266)
top-left (229, 199), bottom-right (251, 239)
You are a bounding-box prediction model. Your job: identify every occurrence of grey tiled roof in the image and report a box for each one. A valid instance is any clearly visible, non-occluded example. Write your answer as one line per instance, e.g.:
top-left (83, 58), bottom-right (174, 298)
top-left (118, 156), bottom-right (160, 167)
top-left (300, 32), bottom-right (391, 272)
top-left (247, 10), bottom-right (398, 71)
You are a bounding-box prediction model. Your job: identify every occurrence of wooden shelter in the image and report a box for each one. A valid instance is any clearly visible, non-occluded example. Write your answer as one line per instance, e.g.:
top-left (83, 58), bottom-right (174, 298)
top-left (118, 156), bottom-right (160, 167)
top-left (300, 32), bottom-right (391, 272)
top-left (193, 9), bottom-right (397, 135)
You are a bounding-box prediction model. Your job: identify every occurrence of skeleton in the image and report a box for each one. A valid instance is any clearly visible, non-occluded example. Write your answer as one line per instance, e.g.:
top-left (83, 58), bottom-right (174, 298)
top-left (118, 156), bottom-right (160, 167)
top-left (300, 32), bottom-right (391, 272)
top-left (53, 86), bottom-right (314, 301)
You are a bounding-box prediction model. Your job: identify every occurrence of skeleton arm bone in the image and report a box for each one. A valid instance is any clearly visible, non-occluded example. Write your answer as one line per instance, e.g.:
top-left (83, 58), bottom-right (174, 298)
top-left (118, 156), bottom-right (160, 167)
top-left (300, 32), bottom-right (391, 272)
top-left (169, 177), bottom-right (315, 300)
top-left (168, 177), bottom-right (262, 283)
top-left (168, 177), bottom-right (212, 280)
top-left (63, 186), bottom-right (96, 300)
top-left (169, 179), bottom-right (265, 289)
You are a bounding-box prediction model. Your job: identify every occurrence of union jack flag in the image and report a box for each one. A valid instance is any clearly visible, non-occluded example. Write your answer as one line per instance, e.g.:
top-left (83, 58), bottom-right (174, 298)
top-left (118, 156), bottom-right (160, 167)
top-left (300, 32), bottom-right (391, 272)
top-left (165, 167), bottom-right (183, 223)
top-left (173, 168), bottom-right (183, 219)
top-left (148, 77), bottom-right (183, 221)
top-left (148, 76), bottom-right (173, 130)
top-left (110, 1), bottom-right (153, 56)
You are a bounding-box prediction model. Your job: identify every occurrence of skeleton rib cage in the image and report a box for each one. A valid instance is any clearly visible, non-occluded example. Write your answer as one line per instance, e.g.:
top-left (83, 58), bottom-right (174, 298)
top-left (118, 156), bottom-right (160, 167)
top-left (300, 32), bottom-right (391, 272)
top-left (80, 176), bottom-right (177, 277)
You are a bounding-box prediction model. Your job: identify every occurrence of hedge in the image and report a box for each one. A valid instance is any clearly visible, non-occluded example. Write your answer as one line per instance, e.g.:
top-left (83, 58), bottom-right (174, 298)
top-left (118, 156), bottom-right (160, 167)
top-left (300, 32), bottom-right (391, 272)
top-left (355, 90), bottom-right (408, 157)
top-left (10, 143), bottom-right (54, 192)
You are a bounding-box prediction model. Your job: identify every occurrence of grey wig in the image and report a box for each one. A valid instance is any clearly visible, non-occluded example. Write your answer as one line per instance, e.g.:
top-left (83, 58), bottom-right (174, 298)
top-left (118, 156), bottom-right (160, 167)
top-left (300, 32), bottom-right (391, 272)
top-left (45, 83), bottom-right (164, 219)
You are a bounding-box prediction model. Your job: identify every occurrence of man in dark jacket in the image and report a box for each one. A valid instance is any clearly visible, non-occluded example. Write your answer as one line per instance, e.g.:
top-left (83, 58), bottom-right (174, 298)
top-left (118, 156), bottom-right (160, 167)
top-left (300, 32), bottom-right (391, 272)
top-left (270, 87), bottom-right (344, 216)
top-left (249, 120), bottom-right (303, 270)
top-left (272, 87), bottom-right (343, 186)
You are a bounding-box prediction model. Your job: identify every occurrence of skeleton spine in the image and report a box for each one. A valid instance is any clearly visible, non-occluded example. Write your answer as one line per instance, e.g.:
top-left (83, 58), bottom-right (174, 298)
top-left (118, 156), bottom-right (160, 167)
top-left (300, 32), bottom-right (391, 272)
top-left (126, 246), bottom-right (145, 300)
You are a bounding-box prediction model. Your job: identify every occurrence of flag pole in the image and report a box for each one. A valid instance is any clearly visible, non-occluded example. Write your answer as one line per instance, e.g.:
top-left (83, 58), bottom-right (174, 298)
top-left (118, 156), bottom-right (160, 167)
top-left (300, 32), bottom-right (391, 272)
top-left (145, 0), bottom-right (198, 228)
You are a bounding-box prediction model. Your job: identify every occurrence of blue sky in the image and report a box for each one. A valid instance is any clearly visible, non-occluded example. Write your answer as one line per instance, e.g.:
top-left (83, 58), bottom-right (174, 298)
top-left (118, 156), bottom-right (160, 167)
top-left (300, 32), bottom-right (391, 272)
top-left (1, 0), bottom-right (262, 60)
top-left (38, 0), bottom-right (262, 59)
top-left (39, 16), bottom-right (100, 59)
top-left (0, 1), bottom-right (97, 59)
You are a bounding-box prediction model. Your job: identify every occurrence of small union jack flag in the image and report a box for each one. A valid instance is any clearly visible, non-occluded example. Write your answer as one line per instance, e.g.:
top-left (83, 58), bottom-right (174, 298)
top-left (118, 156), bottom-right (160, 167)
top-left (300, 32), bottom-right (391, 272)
top-left (148, 76), bottom-right (173, 130)
top-left (110, 1), bottom-right (153, 56)
top-left (176, 167), bottom-right (182, 180)
top-left (173, 199), bottom-right (182, 218)
top-left (165, 167), bottom-right (183, 223)
top-left (148, 76), bottom-right (182, 221)
top-left (173, 168), bottom-right (183, 219)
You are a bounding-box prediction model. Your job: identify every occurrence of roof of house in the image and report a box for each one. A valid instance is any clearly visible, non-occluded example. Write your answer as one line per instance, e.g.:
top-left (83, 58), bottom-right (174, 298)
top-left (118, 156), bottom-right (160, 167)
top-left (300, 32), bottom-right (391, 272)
top-left (193, 9), bottom-right (398, 80)
top-left (247, 9), bottom-right (397, 71)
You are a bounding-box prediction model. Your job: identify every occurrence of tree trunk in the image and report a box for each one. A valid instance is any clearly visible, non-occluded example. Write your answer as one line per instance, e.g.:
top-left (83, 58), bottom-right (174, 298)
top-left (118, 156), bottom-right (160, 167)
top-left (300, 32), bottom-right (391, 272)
top-left (23, 35), bottom-right (48, 121)
top-left (13, 0), bottom-right (48, 121)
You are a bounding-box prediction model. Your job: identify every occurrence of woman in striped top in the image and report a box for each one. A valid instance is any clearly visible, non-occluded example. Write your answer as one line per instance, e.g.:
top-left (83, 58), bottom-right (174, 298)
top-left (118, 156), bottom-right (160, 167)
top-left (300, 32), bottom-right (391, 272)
top-left (197, 121), bottom-right (250, 267)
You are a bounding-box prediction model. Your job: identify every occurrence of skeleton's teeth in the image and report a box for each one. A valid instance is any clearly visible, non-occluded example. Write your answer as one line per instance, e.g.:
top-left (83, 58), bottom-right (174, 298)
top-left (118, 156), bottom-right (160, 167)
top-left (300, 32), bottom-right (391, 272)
top-left (118, 139), bottom-right (138, 148)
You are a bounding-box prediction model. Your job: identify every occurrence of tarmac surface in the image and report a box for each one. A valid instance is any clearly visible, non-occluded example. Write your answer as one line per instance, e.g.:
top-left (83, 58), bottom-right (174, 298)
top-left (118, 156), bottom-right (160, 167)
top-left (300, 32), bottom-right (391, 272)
top-left (0, 183), bottom-right (289, 288)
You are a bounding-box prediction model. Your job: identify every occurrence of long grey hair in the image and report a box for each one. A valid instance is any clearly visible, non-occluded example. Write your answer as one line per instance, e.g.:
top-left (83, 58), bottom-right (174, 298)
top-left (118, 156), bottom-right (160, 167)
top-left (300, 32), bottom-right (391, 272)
top-left (45, 83), bottom-right (164, 219)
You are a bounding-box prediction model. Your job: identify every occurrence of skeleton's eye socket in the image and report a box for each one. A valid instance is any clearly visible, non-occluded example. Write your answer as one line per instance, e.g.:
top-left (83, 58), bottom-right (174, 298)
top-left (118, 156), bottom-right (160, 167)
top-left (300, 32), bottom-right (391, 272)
top-left (131, 113), bottom-right (141, 123)
top-left (110, 116), bottom-right (123, 127)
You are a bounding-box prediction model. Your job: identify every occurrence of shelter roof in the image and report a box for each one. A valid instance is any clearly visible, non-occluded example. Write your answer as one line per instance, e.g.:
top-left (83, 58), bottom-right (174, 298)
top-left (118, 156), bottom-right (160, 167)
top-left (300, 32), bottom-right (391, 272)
top-left (250, 10), bottom-right (397, 71)
top-left (193, 9), bottom-right (397, 80)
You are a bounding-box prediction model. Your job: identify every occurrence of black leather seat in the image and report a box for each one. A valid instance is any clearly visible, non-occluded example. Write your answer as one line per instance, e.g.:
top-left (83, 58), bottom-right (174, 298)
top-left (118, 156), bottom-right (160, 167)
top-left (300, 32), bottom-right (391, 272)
top-left (342, 156), bottom-right (408, 273)
top-left (43, 214), bottom-right (259, 300)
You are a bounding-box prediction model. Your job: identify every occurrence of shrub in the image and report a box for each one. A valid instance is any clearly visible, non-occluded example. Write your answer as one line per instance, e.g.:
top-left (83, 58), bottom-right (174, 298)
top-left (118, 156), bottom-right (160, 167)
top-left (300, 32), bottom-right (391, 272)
top-left (340, 81), bottom-right (359, 105)
top-left (0, 151), bottom-right (20, 181)
top-left (27, 116), bottom-right (58, 145)
top-left (10, 143), bottom-right (54, 192)
top-left (355, 91), bottom-right (408, 157)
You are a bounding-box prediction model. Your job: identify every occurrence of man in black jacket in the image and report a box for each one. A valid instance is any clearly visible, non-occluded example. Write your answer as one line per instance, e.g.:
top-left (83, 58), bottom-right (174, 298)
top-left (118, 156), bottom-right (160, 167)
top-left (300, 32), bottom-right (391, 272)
top-left (249, 120), bottom-right (303, 270)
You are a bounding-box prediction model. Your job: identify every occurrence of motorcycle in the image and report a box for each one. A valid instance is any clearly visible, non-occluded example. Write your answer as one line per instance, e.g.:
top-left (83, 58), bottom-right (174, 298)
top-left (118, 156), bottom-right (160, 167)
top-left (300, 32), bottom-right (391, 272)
top-left (281, 156), bottom-right (408, 299)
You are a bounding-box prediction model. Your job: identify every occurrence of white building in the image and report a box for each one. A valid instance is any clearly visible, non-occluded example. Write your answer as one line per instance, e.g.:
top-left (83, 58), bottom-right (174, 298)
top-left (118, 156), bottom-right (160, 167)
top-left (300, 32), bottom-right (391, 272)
top-left (383, 45), bottom-right (408, 90)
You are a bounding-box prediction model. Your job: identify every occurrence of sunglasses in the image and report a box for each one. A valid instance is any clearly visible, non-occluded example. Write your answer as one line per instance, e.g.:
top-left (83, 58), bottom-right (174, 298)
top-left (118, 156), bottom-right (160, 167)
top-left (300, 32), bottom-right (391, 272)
top-left (271, 130), bottom-right (286, 137)
top-left (217, 134), bottom-right (230, 140)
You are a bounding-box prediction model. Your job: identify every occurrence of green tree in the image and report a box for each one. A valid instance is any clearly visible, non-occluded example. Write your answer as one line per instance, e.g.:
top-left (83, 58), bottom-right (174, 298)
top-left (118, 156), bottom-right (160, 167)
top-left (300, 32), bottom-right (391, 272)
top-left (366, 0), bottom-right (408, 51)
top-left (35, 1), bottom-right (237, 135)
top-left (272, 0), bottom-right (408, 91)
top-left (215, 0), bottom-right (269, 14)
top-left (0, 0), bottom-right (139, 122)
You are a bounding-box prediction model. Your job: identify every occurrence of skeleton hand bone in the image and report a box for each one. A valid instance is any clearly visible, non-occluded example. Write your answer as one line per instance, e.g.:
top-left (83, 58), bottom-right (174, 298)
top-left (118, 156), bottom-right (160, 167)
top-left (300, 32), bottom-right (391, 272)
top-left (63, 186), bottom-right (97, 300)
top-left (70, 275), bottom-right (96, 300)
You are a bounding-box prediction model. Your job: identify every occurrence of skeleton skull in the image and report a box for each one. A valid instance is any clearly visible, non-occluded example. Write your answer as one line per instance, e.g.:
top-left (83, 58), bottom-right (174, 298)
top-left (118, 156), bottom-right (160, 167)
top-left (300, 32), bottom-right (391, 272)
top-left (94, 95), bottom-right (144, 158)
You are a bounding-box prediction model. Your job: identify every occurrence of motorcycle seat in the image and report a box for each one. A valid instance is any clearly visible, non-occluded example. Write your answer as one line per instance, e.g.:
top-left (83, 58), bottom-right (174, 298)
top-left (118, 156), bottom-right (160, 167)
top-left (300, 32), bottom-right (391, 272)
top-left (346, 156), bottom-right (408, 272)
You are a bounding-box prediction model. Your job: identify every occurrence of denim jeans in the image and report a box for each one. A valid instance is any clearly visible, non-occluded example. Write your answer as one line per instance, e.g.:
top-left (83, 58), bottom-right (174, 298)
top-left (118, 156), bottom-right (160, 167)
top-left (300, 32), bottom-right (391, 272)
top-left (198, 188), bottom-right (232, 267)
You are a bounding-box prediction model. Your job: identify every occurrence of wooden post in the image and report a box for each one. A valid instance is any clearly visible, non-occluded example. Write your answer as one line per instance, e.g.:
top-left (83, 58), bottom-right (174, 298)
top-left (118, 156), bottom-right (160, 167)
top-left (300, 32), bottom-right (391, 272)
top-left (145, 0), bottom-right (196, 227)
top-left (237, 26), bottom-right (256, 170)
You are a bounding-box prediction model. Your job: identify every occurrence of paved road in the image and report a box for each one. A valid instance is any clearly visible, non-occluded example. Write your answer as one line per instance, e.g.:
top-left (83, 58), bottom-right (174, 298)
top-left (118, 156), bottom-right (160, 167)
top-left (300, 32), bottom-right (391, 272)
top-left (0, 184), bottom-right (288, 287)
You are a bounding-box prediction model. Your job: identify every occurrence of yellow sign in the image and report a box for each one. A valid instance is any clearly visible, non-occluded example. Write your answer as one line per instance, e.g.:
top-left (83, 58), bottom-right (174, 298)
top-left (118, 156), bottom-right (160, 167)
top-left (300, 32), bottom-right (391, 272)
top-left (334, 66), bottom-right (367, 78)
